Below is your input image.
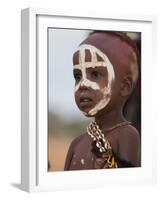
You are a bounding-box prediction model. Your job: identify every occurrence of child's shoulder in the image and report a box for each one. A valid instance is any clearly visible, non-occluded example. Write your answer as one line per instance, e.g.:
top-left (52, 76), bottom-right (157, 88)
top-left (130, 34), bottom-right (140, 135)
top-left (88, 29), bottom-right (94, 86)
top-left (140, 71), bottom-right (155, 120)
top-left (118, 124), bottom-right (140, 141)
top-left (69, 133), bottom-right (88, 150)
top-left (117, 124), bottom-right (140, 150)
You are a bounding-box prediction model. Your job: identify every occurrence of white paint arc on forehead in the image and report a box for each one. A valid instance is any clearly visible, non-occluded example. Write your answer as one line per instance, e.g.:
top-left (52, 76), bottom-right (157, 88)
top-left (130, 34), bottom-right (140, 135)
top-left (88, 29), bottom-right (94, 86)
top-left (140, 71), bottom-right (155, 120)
top-left (74, 44), bottom-right (115, 116)
top-left (74, 44), bottom-right (115, 81)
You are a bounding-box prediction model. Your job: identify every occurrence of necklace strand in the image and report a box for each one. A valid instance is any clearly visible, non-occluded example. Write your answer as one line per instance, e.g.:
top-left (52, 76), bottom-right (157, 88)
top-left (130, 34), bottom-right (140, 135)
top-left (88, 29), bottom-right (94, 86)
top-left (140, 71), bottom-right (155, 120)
top-left (87, 121), bottom-right (131, 154)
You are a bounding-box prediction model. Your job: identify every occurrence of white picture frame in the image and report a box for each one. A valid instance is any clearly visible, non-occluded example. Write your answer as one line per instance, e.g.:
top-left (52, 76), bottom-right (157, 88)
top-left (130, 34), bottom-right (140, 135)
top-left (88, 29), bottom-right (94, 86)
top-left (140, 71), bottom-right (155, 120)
top-left (21, 8), bottom-right (157, 192)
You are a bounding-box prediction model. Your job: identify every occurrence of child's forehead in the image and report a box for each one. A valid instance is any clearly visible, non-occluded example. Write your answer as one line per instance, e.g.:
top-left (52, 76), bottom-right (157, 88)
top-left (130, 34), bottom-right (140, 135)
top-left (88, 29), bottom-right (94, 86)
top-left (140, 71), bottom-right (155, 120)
top-left (73, 32), bottom-right (137, 71)
top-left (73, 48), bottom-right (92, 63)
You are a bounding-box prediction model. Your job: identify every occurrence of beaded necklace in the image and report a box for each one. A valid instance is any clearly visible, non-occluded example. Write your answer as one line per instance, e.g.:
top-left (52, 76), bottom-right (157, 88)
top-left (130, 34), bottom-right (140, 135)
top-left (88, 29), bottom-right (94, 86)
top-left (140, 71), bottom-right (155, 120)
top-left (87, 121), bottom-right (131, 169)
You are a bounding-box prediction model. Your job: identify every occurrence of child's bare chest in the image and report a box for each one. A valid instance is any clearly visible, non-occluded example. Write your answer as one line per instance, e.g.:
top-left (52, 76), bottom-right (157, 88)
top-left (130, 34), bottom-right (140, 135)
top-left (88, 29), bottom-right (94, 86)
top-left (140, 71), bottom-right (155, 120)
top-left (69, 133), bottom-right (119, 170)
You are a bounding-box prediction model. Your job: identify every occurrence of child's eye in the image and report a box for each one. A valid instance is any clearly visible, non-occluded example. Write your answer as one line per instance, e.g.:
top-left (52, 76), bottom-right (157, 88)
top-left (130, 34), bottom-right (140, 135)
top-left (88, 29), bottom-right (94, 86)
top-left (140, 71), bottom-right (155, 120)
top-left (74, 73), bottom-right (82, 82)
top-left (91, 71), bottom-right (101, 80)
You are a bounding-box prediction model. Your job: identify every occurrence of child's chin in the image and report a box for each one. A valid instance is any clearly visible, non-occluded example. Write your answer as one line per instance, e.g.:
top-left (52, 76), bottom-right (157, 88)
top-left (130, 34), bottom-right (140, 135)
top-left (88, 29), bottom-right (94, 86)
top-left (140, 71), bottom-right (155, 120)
top-left (78, 105), bottom-right (97, 117)
top-left (81, 110), bottom-right (95, 118)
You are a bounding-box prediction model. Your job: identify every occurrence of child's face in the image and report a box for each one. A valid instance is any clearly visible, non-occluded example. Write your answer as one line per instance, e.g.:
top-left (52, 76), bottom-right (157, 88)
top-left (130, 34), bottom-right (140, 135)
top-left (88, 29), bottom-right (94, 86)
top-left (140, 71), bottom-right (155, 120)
top-left (73, 44), bottom-right (115, 117)
top-left (73, 32), bottom-right (138, 117)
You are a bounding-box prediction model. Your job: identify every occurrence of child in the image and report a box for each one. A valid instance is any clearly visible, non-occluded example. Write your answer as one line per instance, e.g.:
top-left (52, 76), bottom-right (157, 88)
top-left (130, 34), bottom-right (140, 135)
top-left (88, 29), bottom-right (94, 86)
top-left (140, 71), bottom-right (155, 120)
top-left (64, 31), bottom-right (141, 170)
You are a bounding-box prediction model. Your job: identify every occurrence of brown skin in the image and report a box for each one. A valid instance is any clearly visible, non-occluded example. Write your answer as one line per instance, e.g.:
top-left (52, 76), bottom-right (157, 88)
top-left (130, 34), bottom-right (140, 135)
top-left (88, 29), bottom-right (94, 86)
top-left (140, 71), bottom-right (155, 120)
top-left (64, 125), bottom-right (140, 170)
top-left (64, 32), bottom-right (141, 170)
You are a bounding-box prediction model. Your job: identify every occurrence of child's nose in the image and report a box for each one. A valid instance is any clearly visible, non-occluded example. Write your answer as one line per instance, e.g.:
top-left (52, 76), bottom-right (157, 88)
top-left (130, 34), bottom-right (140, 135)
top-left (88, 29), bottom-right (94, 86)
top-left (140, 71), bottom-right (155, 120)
top-left (79, 79), bottom-right (90, 90)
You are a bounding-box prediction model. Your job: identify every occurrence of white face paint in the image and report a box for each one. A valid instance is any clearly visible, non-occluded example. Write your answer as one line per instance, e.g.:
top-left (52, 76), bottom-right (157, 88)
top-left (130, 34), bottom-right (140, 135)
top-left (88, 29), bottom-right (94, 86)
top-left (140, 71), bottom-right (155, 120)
top-left (74, 44), bottom-right (115, 116)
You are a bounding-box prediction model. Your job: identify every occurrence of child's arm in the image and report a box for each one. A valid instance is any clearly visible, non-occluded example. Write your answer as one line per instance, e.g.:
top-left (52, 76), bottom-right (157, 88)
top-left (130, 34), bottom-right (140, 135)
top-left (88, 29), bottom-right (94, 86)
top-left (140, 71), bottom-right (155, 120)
top-left (64, 134), bottom-right (83, 170)
top-left (117, 125), bottom-right (141, 167)
top-left (64, 140), bottom-right (74, 170)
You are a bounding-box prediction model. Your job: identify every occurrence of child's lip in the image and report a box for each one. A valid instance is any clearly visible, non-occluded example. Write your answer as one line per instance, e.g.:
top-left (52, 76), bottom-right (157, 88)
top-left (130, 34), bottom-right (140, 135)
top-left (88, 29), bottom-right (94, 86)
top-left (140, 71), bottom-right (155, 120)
top-left (79, 96), bottom-right (93, 107)
top-left (80, 97), bottom-right (93, 103)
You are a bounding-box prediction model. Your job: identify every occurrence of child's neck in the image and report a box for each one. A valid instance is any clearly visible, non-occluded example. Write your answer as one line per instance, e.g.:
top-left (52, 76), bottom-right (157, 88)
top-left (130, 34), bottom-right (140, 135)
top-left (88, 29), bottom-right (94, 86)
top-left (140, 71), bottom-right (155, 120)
top-left (94, 108), bottom-right (126, 132)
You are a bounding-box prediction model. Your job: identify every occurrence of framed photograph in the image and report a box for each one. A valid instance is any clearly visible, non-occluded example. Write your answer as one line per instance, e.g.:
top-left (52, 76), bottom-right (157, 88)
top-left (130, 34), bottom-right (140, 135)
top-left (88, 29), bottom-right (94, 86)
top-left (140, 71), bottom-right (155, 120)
top-left (21, 8), bottom-right (156, 192)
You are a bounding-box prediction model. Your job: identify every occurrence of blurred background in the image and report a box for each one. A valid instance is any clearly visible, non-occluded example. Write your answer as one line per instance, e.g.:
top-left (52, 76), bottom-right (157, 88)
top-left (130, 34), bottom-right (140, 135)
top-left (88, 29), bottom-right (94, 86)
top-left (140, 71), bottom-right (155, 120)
top-left (48, 29), bottom-right (141, 171)
top-left (48, 29), bottom-right (92, 171)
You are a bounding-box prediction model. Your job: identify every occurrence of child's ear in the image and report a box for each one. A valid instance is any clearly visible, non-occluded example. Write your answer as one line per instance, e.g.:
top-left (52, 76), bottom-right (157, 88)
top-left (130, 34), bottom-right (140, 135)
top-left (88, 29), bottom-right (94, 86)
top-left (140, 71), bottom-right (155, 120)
top-left (120, 76), bottom-right (134, 97)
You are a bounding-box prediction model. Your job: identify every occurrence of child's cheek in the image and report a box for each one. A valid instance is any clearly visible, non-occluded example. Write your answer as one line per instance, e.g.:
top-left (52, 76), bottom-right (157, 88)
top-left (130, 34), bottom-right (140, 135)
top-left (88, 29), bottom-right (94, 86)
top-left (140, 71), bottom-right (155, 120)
top-left (74, 91), bottom-right (79, 106)
top-left (74, 89), bottom-right (104, 113)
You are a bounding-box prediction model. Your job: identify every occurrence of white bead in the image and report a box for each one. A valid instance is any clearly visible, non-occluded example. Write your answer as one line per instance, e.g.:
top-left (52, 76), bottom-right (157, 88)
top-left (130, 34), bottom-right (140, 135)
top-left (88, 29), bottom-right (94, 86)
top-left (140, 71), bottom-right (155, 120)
top-left (81, 159), bottom-right (85, 165)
